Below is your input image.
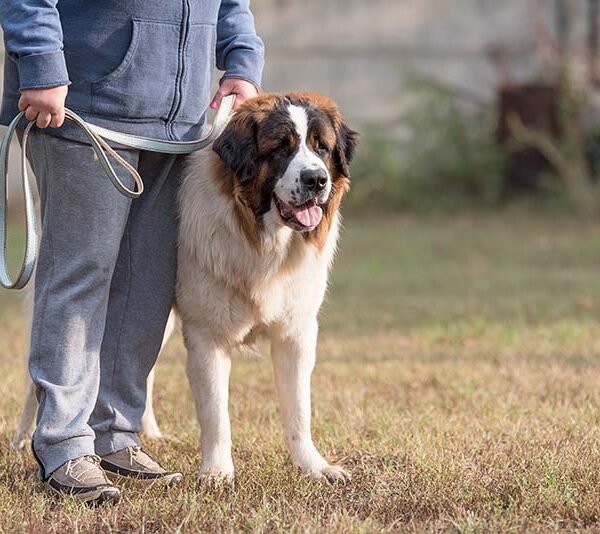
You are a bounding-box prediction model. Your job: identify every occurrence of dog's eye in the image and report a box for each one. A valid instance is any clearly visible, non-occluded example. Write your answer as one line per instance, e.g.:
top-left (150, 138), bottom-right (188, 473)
top-left (314, 140), bottom-right (330, 156)
top-left (261, 139), bottom-right (287, 156)
top-left (273, 141), bottom-right (292, 156)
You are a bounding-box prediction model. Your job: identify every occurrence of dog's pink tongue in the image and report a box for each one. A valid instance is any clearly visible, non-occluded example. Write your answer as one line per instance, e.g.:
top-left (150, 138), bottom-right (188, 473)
top-left (293, 201), bottom-right (323, 228)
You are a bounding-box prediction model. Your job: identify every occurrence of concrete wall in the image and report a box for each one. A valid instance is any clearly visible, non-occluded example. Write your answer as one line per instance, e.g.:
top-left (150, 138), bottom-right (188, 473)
top-left (252, 0), bottom-right (566, 126)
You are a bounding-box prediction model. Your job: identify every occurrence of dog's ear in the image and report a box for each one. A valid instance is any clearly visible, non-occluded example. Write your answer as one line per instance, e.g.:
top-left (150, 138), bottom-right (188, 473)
top-left (213, 113), bottom-right (258, 183)
top-left (334, 121), bottom-right (359, 178)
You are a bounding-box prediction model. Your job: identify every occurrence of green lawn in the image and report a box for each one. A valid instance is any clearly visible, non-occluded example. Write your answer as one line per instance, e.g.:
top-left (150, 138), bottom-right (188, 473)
top-left (1, 211), bottom-right (600, 531)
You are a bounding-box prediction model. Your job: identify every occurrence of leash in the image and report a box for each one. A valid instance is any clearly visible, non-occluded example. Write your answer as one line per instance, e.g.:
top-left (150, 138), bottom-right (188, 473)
top-left (0, 94), bottom-right (235, 290)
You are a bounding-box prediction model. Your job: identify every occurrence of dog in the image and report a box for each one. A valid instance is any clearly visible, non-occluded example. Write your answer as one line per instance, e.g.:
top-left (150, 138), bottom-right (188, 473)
top-left (177, 92), bottom-right (358, 483)
top-left (15, 91), bottom-right (358, 484)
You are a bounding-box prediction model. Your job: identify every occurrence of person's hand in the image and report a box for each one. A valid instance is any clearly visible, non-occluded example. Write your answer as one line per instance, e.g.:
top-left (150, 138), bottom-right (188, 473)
top-left (18, 85), bottom-right (68, 129)
top-left (210, 78), bottom-right (258, 111)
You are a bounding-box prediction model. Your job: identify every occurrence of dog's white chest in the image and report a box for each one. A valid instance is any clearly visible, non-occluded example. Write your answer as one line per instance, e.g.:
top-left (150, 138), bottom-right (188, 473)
top-left (251, 244), bottom-right (331, 329)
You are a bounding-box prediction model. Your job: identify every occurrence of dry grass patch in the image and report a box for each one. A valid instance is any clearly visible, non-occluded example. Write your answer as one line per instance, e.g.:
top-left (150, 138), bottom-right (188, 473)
top-left (0, 212), bottom-right (600, 531)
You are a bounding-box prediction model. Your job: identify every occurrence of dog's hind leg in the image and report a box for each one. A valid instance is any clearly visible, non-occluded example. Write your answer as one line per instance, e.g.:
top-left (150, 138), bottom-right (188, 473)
top-left (13, 273), bottom-right (37, 450)
top-left (12, 381), bottom-right (37, 450)
top-left (140, 308), bottom-right (176, 439)
top-left (184, 326), bottom-right (234, 485)
top-left (140, 367), bottom-right (162, 439)
top-left (271, 321), bottom-right (350, 483)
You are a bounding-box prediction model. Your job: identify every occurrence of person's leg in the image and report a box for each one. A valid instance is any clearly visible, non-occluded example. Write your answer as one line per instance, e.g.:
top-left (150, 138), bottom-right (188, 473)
top-left (90, 152), bottom-right (183, 455)
top-left (25, 131), bottom-right (138, 479)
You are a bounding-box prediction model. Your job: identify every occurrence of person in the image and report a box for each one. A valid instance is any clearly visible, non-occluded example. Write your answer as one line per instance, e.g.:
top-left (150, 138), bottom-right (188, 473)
top-left (0, 0), bottom-right (264, 505)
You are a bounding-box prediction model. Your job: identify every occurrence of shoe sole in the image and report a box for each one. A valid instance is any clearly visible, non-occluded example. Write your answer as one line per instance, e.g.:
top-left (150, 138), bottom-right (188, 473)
top-left (105, 470), bottom-right (183, 487)
top-left (47, 483), bottom-right (121, 506)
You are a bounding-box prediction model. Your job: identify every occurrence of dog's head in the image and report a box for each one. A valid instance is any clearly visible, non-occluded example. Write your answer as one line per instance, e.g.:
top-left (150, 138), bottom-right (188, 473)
top-left (213, 92), bottom-right (358, 235)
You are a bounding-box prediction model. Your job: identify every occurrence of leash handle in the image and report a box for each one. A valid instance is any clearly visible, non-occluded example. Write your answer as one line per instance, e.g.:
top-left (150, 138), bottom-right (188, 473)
top-left (0, 94), bottom-right (235, 290)
top-left (0, 119), bottom-right (37, 289)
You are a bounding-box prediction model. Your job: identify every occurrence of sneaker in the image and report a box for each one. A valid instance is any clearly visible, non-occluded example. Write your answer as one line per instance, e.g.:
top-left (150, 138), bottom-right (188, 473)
top-left (100, 446), bottom-right (183, 486)
top-left (46, 455), bottom-right (121, 505)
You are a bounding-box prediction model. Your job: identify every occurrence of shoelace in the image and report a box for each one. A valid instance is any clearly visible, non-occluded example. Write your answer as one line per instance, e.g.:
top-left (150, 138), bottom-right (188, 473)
top-left (128, 446), bottom-right (138, 467)
top-left (64, 455), bottom-right (103, 483)
top-left (127, 446), bottom-right (162, 471)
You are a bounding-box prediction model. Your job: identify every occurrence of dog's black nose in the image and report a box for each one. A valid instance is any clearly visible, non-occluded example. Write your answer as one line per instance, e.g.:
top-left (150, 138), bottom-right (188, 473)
top-left (300, 169), bottom-right (328, 192)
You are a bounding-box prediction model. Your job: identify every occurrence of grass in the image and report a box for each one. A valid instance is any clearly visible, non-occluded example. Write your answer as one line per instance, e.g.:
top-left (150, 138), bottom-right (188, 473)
top-left (1, 210), bottom-right (600, 531)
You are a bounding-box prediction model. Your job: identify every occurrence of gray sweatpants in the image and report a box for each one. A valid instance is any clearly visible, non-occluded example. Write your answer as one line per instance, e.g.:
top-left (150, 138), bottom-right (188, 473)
top-left (25, 131), bottom-right (183, 478)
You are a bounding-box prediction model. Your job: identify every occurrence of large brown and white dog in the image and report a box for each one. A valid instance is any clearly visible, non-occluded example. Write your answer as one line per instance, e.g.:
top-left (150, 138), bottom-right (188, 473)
top-left (177, 92), bottom-right (358, 483)
top-left (16, 92), bottom-right (358, 484)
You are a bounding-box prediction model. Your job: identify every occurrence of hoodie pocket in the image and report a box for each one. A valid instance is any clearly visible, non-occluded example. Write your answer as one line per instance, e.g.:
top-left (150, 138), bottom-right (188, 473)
top-left (91, 19), bottom-right (180, 120)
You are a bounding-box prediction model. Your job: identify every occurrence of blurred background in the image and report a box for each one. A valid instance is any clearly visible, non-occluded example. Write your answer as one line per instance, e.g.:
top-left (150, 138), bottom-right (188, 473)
top-left (251, 0), bottom-right (600, 212)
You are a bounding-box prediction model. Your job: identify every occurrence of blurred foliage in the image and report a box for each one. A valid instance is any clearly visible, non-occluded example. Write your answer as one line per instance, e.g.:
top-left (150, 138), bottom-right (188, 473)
top-left (348, 79), bottom-right (507, 212)
top-left (506, 78), bottom-right (600, 216)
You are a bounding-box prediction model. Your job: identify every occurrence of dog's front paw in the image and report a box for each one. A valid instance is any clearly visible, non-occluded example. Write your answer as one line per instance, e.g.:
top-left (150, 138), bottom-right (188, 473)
top-left (310, 464), bottom-right (351, 484)
top-left (142, 428), bottom-right (165, 440)
top-left (197, 467), bottom-right (235, 488)
top-left (11, 434), bottom-right (30, 451)
top-left (141, 416), bottom-right (164, 440)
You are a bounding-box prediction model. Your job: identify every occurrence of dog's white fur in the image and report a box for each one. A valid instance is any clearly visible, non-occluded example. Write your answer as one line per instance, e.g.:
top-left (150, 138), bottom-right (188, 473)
top-left (177, 156), bottom-right (344, 482)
